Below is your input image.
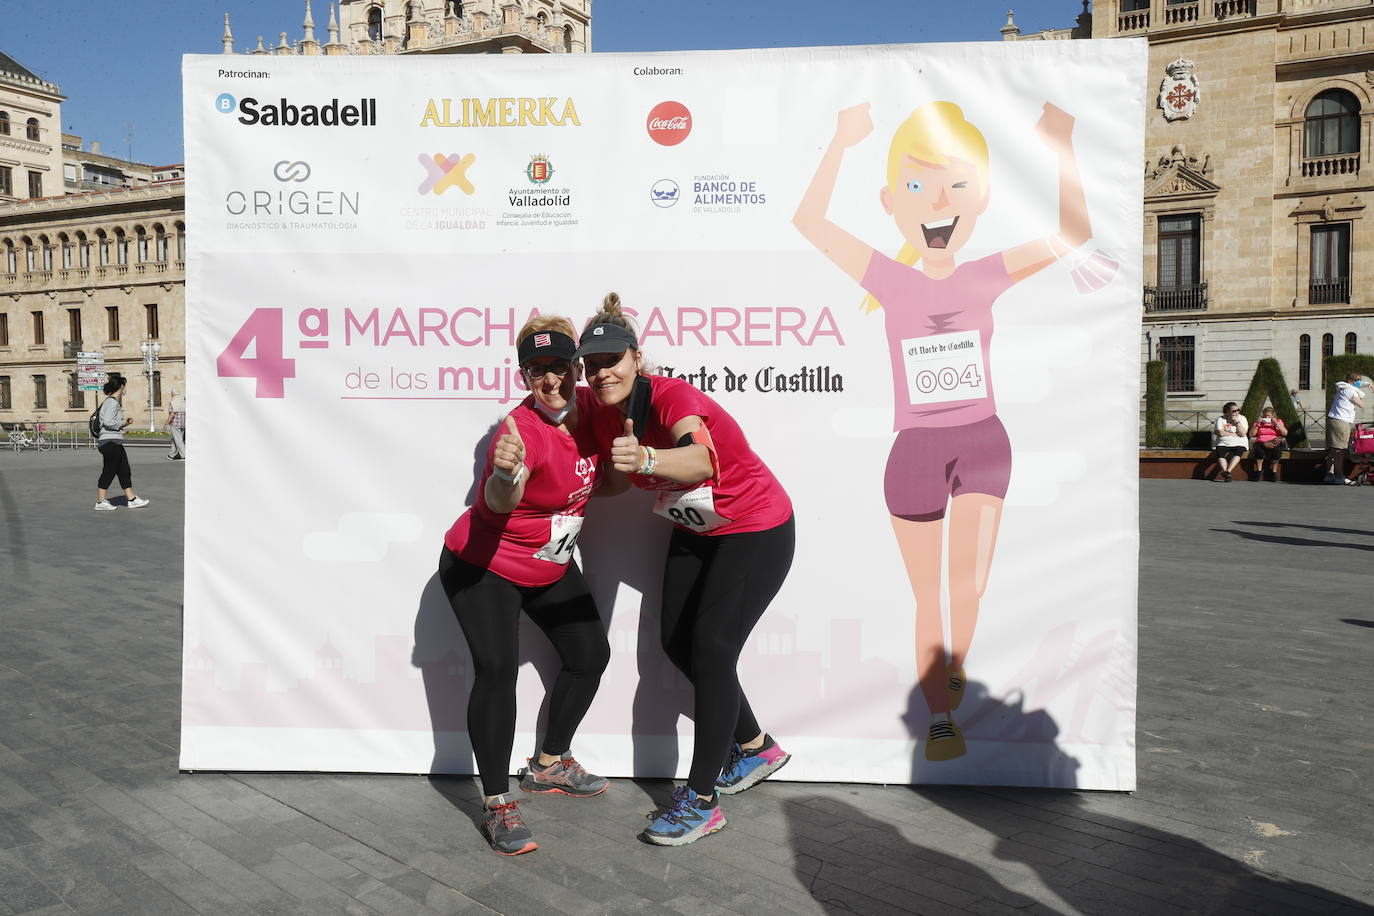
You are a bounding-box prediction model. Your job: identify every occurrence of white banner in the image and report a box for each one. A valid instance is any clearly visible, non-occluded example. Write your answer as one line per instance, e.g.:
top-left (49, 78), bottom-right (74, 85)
top-left (182, 40), bottom-right (1144, 788)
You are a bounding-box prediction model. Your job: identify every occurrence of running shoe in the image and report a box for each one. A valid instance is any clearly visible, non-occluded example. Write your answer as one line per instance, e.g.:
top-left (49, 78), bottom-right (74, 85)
top-left (482, 794), bottom-right (537, 856)
top-left (127, 497), bottom-right (150, 508)
top-left (925, 717), bottom-right (967, 762)
top-left (642, 787), bottom-right (725, 846)
top-left (715, 735), bottom-right (791, 795)
top-left (93, 500), bottom-right (117, 511)
top-left (518, 754), bottom-right (609, 797)
top-left (947, 665), bottom-right (967, 711)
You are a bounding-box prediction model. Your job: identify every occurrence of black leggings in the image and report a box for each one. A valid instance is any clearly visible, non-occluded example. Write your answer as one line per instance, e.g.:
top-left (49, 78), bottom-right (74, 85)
top-left (97, 441), bottom-right (132, 490)
top-left (438, 548), bottom-right (610, 797)
top-left (660, 515), bottom-right (795, 796)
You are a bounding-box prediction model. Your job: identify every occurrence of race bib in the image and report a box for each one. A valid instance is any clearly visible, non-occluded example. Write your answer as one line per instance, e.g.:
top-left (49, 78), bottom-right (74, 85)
top-left (900, 329), bottom-right (988, 406)
top-left (653, 487), bottom-right (730, 532)
top-left (533, 514), bottom-right (583, 564)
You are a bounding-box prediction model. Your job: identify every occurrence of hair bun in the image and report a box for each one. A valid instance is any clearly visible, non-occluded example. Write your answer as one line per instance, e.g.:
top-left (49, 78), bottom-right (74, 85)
top-left (602, 292), bottom-right (621, 317)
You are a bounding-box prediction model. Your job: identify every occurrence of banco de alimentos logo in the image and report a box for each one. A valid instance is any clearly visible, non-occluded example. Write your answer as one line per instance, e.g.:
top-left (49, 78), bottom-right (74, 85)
top-left (215, 91), bottom-right (377, 127)
top-left (418, 153), bottom-right (476, 196)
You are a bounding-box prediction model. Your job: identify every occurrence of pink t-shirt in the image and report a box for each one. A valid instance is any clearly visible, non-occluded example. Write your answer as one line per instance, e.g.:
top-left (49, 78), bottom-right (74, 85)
top-left (593, 375), bottom-right (792, 536)
top-left (860, 250), bottom-right (1015, 431)
top-left (444, 387), bottom-right (603, 587)
top-left (1253, 418), bottom-right (1284, 443)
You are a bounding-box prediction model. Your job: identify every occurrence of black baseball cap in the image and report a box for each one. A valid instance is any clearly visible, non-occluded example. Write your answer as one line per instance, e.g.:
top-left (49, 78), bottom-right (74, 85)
top-left (517, 330), bottom-right (576, 365)
top-left (574, 323), bottom-right (639, 357)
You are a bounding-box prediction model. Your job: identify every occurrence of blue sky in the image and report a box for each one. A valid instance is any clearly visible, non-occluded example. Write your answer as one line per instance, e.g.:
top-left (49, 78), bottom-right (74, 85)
top-left (3, 0), bottom-right (1080, 166)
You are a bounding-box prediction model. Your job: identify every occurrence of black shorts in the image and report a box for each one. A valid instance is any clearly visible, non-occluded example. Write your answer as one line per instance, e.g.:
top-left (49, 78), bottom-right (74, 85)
top-left (1212, 445), bottom-right (1245, 459)
top-left (1251, 441), bottom-right (1284, 460)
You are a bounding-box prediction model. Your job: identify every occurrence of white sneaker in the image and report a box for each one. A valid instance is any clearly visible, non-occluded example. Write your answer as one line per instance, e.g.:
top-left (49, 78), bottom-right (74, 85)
top-left (93, 500), bottom-right (117, 511)
top-left (127, 496), bottom-right (150, 508)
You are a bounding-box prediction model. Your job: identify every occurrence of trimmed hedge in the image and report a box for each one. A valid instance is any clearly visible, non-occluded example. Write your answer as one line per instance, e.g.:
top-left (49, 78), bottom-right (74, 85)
top-left (1239, 358), bottom-right (1306, 447)
top-left (1144, 360), bottom-right (1167, 447)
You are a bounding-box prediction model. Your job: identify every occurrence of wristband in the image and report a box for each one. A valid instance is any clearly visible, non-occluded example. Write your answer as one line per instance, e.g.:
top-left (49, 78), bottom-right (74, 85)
top-left (638, 446), bottom-right (657, 476)
top-left (491, 463), bottom-right (525, 485)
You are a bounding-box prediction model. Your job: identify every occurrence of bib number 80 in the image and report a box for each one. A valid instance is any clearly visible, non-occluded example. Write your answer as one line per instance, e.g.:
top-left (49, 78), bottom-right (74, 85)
top-left (667, 506), bottom-right (707, 528)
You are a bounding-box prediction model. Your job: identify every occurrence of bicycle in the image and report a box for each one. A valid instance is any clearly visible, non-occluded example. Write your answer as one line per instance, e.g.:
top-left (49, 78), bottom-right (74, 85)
top-left (6, 424), bottom-right (54, 452)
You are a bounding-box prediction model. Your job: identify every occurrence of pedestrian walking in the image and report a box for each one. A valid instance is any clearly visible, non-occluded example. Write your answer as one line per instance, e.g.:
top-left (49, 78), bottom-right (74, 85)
top-left (1325, 372), bottom-right (1366, 484)
top-left (164, 391), bottom-right (187, 460)
top-left (94, 377), bottom-right (150, 511)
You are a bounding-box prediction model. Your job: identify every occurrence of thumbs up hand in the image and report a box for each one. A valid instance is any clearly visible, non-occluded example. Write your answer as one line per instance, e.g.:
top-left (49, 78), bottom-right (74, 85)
top-left (611, 418), bottom-right (643, 474)
top-left (493, 415), bottom-right (526, 482)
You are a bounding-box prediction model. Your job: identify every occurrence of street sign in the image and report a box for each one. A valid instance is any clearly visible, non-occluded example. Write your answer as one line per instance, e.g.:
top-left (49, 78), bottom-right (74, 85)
top-left (77, 351), bottom-right (105, 391)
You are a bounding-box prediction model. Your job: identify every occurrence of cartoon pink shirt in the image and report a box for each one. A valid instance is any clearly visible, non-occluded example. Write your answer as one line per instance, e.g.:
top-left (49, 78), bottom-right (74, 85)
top-left (592, 375), bottom-right (792, 536)
top-left (445, 386), bottom-right (602, 588)
top-left (860, 250), bottom-right (1015, 431)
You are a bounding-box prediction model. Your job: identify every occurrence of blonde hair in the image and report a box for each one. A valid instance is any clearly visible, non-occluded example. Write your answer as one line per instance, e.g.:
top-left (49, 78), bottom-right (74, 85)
top-left (516, 314), bottom-right (577, 347)
top-left (583, 291), bottom-right (640, 338)
top-left (862, 101), bottom-right (990, 315)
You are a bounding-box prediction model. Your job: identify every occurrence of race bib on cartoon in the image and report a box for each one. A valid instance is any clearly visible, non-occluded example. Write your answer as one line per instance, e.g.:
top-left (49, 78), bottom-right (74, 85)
top-left (533, 514), bottom-right (583, 564)
top-left (901, 329), bottom-right (988, 406)
top-left (653, 487), bottom-right (730, 532)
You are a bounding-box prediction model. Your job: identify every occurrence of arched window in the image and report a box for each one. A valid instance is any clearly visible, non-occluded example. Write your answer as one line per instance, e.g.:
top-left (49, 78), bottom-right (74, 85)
top-left (3, 240), bottom-right (16, 275)
top-left (76, 231), bottom-right (89, 268)
top-left (368, 7), bottom-right (383, 41)
top-left (0, 111), bottom-right (9, 136)
top-left (1322, 332), bottom-right (1334, 388)
top-left (39, 235), bottom-right (52, 271)
top-left (154, 225), bottom-right (168, 262)
top-left (25, 117), bottom-right (39, 141)
top-left (1345, 332), bottom-right (1358, 354)
top-left (58, 233), bottom-right (72, 269)
top-left (115, 229), bottom-right (128, 266)
top-left (1298, 334), bottom-right (1311, 390)
top-left (175, 222), bottom-right (186, 261)
top-left (136, 227), bottom-right (149, 263)
top-left (564, 24), bottom-right (573, 52)
top-left (96, 230), bottom-right (109, 266)
top-left (1304, 90), bottom-right (1360, 158)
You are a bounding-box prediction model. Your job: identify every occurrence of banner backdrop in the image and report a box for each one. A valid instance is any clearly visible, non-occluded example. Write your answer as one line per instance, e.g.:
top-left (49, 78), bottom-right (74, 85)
top-left (182, 40), bottom-right (1144, 788)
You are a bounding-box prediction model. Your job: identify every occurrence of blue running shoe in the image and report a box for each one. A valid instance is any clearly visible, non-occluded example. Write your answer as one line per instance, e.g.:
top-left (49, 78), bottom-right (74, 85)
top-left (715, 734), bottom-right (791, 795)
top-left (642, 787), bottom-right (725, 846)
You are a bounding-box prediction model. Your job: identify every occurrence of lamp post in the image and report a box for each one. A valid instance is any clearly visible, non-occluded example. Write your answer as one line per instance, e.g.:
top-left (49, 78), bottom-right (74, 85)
top-left (139, 339), bottom-right (161, 432)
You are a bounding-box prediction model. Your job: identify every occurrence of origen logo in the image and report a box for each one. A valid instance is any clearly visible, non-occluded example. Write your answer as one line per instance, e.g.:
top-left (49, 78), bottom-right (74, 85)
top-left (650, 179), bottom-right (680, 208)
top-left (215, 93), bottom-right (236, 113)
top-left (418, 153), bottom-right (476, 196)
top-left (647, 101), bottom-right (691, 146)
top-left (273, 161), bottom-right (311, 182)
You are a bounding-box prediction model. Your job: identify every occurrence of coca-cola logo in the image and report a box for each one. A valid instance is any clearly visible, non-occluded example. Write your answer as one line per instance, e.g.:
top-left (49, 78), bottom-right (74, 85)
top-left (646, 101), bottom-right (692, 146)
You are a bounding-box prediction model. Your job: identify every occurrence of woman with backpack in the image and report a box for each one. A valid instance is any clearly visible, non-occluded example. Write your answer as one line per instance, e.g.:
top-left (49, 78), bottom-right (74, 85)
top-left (93, 377), bottom-right (150, 511)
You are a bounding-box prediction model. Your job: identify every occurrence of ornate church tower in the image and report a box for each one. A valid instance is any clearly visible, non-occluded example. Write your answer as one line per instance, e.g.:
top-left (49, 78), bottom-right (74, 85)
top-left (222, 1), bottom-right (591, 57)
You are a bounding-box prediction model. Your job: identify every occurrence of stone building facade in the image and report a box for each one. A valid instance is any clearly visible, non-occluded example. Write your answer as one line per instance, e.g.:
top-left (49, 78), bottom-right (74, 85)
top-left (223, 0), bottom-right (591, 57)
top-left (0, 51), bottom-right (63, 205)
top-left (0, 185), bottom-right (186, 432)
top-left (1005, 0), bottom-right (1373, 423)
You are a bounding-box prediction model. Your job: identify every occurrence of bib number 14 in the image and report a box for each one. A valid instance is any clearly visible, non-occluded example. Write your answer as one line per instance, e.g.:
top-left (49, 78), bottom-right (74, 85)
top-left (534, 514), bottom-right (583, 565)
top-left (217, 308), bottom-right (297, 399)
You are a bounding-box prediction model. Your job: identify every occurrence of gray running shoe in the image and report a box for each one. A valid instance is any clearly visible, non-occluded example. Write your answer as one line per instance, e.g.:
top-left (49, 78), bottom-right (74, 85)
top-left (518, 754), bottom-right (609, 797)
top-left (482, 794), bottom-right (537, 856)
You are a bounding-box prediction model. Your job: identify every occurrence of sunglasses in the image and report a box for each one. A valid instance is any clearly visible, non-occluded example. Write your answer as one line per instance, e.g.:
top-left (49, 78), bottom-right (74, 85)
top-left (522, 359), bottom-right (572, 379)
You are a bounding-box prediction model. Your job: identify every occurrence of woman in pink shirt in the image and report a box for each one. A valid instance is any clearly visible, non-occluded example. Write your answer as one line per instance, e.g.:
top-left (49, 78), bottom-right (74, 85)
top-left (440, 317), bottom-right (610, 856)
top-left (794, 100), bottom-right (1091, 762)
top-left (578, 293), bottom-right (795, 847)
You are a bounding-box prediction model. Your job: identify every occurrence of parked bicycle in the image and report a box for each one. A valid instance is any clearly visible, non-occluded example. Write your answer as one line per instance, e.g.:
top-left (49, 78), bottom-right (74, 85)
top-left (6, 423), bottom-right (55, 452)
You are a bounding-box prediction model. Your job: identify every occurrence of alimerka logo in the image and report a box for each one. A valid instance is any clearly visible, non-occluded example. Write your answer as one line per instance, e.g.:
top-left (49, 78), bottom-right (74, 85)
top-left (418, 153), bottom-right (477, 196)
top-left (217, 93), bottom-right (377, 127)
top-left (420, 97), bottom-right (581, 127)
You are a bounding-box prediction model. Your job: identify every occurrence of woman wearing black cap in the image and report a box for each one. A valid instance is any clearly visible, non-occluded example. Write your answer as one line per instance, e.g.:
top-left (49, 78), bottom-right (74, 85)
top-left (577, 293), bottom-right (796, 847)
top-left (438, 316), bottom-right (612, 856)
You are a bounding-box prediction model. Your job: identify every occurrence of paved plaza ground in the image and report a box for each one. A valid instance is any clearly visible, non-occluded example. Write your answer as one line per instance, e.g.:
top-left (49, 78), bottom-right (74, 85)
top-left (1, 449), bottom-right (1372, 915)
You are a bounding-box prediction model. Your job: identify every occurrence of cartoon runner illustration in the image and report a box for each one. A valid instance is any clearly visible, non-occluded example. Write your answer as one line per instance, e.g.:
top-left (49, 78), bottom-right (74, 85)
top-left (794, 100), bottom-right (1097, 761)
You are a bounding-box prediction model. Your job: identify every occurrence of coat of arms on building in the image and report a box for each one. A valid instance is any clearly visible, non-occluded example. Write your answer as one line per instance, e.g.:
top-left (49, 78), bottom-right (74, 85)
top-left (1158, 58), bottom-right (1200, 121)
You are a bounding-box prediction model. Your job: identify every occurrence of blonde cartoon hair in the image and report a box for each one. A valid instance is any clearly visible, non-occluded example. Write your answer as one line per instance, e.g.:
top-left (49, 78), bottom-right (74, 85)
top-left (862, 101), bottom-right (990, 314)
top-left (516, 314), bottom-right (577, 346)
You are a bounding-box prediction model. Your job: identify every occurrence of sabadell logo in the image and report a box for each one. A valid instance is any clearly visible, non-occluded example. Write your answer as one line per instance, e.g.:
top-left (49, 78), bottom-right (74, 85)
top-left (215, 92), bottom-right (377, 127)
top-left (646, 101), bottom-right (691, 146)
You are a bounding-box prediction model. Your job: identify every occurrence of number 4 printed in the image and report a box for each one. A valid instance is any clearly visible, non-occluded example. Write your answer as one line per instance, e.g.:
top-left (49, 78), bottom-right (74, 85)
top-left (216, 308), bottom-right (297, 399)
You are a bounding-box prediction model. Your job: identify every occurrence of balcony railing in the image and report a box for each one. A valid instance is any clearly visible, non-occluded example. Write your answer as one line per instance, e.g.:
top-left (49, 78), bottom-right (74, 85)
top-left (1118, 8), bottom-right (1150, 30)
top-left (1144, 282), bottom-right (1208, 312)
top-left (1213, 0), bottom-right (1255, 18)
top-left (1309, 278), bottom-right (1350, 305)
top-left (1164, 1), bottom-right (1200, 24)
top-left (1301, 153), bottom-right (1360, 178)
